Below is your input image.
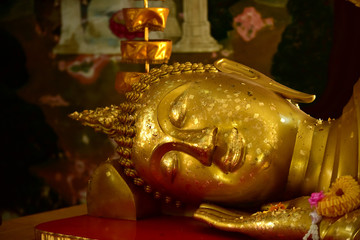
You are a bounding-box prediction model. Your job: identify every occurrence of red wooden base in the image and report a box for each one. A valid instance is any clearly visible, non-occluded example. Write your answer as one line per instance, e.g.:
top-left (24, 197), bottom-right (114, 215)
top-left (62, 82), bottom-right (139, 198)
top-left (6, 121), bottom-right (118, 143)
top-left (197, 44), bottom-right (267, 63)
top-left (35, 215), bottom-right (254, 240)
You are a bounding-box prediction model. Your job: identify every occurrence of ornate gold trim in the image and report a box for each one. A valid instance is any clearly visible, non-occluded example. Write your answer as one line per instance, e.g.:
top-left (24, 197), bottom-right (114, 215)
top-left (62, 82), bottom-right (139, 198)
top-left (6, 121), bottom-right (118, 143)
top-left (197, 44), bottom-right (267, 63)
top-left (123, 8), bottom-right (169, 32)
top-left (35, 229), bottom-right (93, 240)
top-left (121, 40), bottom-right (172, 64)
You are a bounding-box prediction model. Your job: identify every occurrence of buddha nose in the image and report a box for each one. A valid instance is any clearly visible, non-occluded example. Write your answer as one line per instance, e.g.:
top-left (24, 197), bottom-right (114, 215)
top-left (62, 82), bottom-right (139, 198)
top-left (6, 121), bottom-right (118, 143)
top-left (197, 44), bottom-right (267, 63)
top-left (174, 127), bottom-right (218, 166)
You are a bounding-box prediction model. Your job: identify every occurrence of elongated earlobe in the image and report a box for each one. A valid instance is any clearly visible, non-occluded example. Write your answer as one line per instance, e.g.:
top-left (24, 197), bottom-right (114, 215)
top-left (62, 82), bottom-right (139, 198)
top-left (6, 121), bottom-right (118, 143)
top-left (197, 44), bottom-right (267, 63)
top-left (214, 58), bottom-right (316, 103)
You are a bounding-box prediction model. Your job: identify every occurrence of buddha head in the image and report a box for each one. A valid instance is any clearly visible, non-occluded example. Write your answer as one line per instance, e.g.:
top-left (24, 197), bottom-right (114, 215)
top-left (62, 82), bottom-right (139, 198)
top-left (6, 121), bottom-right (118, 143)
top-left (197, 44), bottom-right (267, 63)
top-left (71, 59), bottom-right (316, 207)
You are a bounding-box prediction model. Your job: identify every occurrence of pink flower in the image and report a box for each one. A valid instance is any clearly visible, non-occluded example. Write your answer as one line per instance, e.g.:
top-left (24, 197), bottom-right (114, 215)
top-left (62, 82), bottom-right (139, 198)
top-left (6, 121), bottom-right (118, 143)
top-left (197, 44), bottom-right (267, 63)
top-left (308, 191), bottom-right (325, 208)
top-left (233, 7), bottom-right (274, 42)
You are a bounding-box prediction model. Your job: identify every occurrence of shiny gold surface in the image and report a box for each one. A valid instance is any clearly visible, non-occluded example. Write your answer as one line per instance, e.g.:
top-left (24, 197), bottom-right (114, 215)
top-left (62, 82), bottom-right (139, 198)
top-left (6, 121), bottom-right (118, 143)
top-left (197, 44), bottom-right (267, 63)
top-left (133, 68), bottom-right (303, 205)
top-left (115, 72), bottom-right (142, 93)
top-left (121, 40), bottom-right (172, 64)
top-left (71, 59), bottom-right (360, 239)
top-left (194, 198), bottom-right (360, 240)
top-left (194, 198), bottom-right (312, 240)
top-left (86, 159), bottom-right (160, 220)
top-left (214, 59), bottom-right (316, 103)
top-left (123, 8), bottom-right (169, 32)
top-left (291, 79), bottom-right (360, 196)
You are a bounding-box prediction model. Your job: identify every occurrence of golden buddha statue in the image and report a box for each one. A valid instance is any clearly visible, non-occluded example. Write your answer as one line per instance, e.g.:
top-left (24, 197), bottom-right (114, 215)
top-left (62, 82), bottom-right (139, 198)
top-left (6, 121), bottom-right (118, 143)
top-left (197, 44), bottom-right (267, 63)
top-left (70, 59), bottom-right (360, 240)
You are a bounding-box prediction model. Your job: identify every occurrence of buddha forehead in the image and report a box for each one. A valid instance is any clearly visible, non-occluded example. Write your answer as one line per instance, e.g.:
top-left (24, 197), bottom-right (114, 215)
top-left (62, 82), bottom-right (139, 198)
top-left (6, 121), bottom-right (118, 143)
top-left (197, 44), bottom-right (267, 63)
top-left (137, 71), bottom-right (298, 122)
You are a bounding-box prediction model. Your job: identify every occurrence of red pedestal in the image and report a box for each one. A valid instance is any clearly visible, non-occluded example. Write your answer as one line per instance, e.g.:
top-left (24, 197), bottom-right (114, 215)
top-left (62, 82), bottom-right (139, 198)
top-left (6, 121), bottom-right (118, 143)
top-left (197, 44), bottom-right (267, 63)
top-left (35, 215), bottom-right (253, 240)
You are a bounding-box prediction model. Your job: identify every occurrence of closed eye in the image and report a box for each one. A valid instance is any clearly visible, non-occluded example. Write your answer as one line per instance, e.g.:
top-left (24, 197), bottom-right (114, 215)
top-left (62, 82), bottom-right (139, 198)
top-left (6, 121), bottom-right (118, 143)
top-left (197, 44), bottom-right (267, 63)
top-left (169, 92), bottom-right (188, 128)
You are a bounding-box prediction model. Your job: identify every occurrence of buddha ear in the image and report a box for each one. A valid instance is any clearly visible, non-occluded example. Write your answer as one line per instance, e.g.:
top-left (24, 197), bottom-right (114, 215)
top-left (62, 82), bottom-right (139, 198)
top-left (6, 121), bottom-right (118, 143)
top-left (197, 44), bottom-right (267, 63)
top-left (214, 58), bottom-right (316, 104)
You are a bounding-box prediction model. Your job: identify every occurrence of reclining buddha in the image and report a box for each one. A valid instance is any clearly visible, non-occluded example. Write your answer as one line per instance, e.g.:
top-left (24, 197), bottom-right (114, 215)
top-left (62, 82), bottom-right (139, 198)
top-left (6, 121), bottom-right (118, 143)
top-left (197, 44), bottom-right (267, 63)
top-left (70, 59), bottom-right (360, 240)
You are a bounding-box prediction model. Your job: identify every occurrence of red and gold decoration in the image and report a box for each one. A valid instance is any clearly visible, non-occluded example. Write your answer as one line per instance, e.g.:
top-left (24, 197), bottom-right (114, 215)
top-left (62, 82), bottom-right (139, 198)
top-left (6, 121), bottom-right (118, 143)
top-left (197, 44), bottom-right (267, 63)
top-left (115, 0), bottom-right (172, 93)
top-left (121, 40), bottom-right (172, 64)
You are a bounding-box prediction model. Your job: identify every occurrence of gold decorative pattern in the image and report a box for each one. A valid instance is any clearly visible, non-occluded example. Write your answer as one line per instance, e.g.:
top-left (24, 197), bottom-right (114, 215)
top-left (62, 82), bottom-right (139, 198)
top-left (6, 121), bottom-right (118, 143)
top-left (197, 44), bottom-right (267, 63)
top-left (120, 0), bottom-right (171, 73)
top-left (121, 40), bottom-right (172, 64)
top-left (35, 229), bottom-right (93, 240)
top-left (123, 8), bottom-right (169, 32)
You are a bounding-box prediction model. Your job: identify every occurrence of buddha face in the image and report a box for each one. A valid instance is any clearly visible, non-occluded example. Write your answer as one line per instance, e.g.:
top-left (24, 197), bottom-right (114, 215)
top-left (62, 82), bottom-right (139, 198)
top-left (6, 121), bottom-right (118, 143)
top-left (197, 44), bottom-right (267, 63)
top-left (132, 72), bottom-right (310, 205)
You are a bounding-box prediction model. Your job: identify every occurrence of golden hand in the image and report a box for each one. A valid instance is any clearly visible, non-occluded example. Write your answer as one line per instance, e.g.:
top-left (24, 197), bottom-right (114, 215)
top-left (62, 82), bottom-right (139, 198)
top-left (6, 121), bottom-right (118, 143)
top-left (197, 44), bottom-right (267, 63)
top-left (194, 198), bottom-right (311, 240)
top-left (194, 197), bottom-right (360, 240)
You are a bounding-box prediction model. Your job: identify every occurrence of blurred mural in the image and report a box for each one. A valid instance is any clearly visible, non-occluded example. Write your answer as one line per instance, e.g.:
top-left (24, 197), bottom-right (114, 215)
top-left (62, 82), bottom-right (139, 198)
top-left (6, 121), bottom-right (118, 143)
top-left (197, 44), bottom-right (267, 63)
top-left (0, 0), bottom-right (359, 221)
top-left (54, 0), bottom-right (133, 54)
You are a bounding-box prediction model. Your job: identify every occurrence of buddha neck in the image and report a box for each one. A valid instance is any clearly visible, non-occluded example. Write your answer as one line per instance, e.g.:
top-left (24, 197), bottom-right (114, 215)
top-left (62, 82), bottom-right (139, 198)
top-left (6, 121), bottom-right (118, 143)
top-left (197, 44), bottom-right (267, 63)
top-left (286, 81), bottom-right (360, 197)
